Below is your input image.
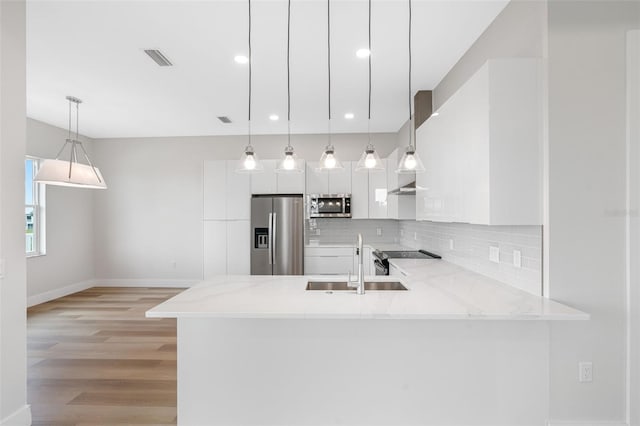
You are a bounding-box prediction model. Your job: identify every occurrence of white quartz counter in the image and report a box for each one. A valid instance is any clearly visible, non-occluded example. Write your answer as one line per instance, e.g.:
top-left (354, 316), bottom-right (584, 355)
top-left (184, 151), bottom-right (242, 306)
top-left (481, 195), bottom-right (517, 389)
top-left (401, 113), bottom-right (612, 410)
top-left (147, 259), bottom-right (588, 321)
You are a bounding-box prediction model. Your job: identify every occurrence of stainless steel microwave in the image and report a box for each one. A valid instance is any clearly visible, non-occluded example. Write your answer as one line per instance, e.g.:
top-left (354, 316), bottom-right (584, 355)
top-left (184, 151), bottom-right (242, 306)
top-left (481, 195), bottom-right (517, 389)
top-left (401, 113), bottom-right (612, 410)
top-left (307, 194), bottom-right (351, 218)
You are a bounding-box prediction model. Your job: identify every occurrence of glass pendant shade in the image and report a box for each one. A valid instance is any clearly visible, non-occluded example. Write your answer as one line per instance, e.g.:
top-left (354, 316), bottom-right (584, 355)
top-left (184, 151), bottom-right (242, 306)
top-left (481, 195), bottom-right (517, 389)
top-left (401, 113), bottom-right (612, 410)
top-left (356, 145), bottom-right (384, 172)
top-left (396, 145), bottom-right (425, 173)
top-left (276, 146), bottom-right (304, 173)
top-left (236, 145), bottom-right (264, 173)
top-left (35, 158), bottom-right (107, 189)
top-left (317, 145), bottom-right (344, 171)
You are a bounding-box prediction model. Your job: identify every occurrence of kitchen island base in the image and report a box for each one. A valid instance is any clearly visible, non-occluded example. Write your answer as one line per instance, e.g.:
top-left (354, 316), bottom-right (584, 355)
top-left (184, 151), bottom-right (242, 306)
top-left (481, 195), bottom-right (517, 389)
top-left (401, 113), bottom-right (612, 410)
top-left (177, 318), bottom-right (549, 426)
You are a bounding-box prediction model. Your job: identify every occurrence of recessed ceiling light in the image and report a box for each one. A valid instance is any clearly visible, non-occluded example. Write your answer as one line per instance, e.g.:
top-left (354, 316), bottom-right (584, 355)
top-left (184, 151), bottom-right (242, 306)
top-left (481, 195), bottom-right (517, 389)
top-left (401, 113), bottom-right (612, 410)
top-left (344, 112), bottom-right (355, 119)
top-left (234, 55), bottom-right (249, 64)
top-left (355, 48), bottom-right (371, 58)
top-left (269, 114), bottom-right (279, 121)
top-left (431, 112), bottom-right (440, 117)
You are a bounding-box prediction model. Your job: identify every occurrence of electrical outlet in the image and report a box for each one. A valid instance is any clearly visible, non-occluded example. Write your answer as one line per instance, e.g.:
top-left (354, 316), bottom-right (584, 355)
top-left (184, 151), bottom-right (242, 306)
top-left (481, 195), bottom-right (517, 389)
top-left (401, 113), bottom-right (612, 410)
top-left (0, 258), bottom-right (5, 279)
top-left (171, 261), bottom-right (177, 269)
top-left (449, 239), bottom-right (455, 250)
top-left (513, 250), bottom-right (522, 268)
top-left (376, 228), bottom-right (382, 236)
top-left (400, 229), bottom-right (405, 237)
top-left (489, 246), bottom-right (500, 263)
top-left (579, 362), bottom-right (593, 382)
top-left (316, 229), bottom-right (321, 236)
top-left (414, 232), bottom-right (418, 241)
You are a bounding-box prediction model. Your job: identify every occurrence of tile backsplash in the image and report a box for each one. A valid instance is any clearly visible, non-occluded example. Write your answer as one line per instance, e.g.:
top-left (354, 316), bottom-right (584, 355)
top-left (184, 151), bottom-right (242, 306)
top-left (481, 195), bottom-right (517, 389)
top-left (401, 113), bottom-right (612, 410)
top-left (399, 221), bottom-right (542, 296)
top-left (306, 219), bottom-right (399, 245)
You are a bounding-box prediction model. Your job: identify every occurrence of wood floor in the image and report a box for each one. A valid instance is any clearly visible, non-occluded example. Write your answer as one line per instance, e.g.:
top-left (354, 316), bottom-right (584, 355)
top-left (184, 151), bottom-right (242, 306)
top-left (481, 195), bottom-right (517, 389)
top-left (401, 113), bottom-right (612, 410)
top-left (27, 287), bottom-right (183, 426)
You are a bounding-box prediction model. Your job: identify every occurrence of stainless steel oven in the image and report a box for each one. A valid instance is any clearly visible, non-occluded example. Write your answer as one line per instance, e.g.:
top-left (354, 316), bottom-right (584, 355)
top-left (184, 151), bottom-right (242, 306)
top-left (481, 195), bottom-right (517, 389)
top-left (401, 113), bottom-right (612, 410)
top-left (307, 194), bottom-right (351, 218)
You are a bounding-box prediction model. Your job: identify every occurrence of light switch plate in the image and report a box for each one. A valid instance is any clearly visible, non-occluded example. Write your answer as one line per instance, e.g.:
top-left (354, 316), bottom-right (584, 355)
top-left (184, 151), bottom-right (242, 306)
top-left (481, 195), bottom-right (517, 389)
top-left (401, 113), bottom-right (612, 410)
top-left (513, 250), bottom-right (522, 268)
top-left (449, 239), bottom-right (455, 250)
top-left (579, 362), bottom-right (593, 382)
top-left (489, 246), bottom-right (500, 263)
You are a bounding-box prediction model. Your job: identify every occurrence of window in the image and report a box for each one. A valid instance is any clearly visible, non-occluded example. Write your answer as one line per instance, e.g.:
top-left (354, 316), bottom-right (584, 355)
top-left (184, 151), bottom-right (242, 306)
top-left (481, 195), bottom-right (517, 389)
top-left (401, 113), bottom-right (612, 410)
top-left (25, 158), bottom-right (46, 256)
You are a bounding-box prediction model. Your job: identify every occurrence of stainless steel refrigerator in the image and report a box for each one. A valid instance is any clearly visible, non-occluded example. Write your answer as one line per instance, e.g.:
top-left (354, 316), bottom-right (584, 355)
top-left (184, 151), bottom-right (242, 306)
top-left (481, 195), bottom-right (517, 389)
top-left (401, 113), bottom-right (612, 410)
top-left (251, 194), bottom-right (304, 275)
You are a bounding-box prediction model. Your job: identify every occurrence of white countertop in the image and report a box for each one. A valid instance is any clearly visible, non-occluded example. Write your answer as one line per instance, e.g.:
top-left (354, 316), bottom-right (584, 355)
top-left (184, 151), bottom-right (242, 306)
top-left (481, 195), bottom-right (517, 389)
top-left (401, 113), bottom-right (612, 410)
top-left (146, 259), bottom-right (588, 321)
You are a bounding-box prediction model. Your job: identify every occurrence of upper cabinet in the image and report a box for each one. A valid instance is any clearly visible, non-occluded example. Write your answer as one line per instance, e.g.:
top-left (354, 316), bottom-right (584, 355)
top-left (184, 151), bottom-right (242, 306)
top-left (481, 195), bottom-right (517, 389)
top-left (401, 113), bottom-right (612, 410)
top-left (416, 58), bottom-right (542, 226)
top-left (204, 160), bottom-right (251, 221)
top-left (386, 148), bottom-right (415, 220)
top-left (349, 159), bottom-right (388, 219)
top-left (306, 161), bottom-right (351, 195)
top-left (250, 159), bottom-right (306, 195)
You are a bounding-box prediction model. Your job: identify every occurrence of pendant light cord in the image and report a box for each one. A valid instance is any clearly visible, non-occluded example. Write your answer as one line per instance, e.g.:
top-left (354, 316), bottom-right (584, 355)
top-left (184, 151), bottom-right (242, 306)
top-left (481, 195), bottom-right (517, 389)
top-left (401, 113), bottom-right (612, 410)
top-left (408, 0), bottom-right (413, 148)
top-left (367, 0), bottom-right (372, 146)
top-left (287, 0), bottom-right (292, 148)
top-left (327, 0), bottom-right (331, 124)
top-left (248, 0), bottom-right (252, 145)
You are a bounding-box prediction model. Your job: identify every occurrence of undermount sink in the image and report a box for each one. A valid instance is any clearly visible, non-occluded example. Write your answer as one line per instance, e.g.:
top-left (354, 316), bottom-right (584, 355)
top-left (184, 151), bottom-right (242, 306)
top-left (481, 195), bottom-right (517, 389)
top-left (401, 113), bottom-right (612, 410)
top-left (306, 281), bottom-right (408, 291)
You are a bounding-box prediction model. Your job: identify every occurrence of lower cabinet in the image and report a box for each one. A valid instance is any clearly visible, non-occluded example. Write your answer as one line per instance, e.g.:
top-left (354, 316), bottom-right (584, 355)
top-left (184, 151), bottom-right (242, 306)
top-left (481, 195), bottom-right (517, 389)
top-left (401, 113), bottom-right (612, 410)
top-left (304, 246), bottom-right (373, 276)
top-left (203, 220), bottom-right (250, 279)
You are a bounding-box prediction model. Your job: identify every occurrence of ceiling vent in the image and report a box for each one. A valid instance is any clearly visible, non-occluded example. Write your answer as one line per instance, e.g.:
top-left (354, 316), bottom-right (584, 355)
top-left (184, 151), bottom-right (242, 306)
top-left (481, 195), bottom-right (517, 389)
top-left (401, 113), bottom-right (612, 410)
top-left (144, 49), bottom-right (173, 67)
top-left (217, 116), bottom-right (232, 124)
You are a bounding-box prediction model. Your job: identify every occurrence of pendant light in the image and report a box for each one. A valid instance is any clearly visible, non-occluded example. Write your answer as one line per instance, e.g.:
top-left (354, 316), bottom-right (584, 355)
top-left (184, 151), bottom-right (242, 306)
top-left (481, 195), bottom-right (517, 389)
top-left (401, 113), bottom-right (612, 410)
top-left (34, 96), bottom-right (107, 189)
top-left (276, 0), bottom-right (304, 174)
top-left (317, 0), bottom-right (344, 172)
top-left (356, 0), bottom-right (384, 172)
top-left (236, 0), bottom-right (264, 173)
top-left (396, 0), bottom-right (425, 174)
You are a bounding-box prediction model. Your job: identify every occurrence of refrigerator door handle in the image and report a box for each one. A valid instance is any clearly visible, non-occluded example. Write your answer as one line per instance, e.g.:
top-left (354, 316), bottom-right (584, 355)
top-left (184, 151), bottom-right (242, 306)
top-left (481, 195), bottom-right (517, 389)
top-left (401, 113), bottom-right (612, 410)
top-left (272, 212), bottom-right (277, 267)
top-left (268, 213), bottom-right (273, 265)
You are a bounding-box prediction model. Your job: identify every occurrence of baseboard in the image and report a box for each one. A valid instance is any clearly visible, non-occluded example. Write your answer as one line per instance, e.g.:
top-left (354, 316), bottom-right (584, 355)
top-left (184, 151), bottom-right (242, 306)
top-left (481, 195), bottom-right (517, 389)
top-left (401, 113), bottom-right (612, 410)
top-left (27, 280), bottom-right (95, 307)
top-left (0, 405), bottom-right (31, 426)
top-left (92, 278), bottom-right (196, 288)
top-left (547, 422), bottom-right (628, 426)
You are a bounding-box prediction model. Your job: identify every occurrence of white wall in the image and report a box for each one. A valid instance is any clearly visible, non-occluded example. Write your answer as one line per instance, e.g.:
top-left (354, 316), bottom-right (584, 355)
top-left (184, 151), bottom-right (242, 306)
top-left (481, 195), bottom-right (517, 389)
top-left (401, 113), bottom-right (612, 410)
top-left (92, 133), bottom-right (397, 282)
top-left (0, 0), bottom-right (31, 424)
top-left (547, 1), bottom-right (639, 423)
top-left (26, 119), bottom-right (95, 305)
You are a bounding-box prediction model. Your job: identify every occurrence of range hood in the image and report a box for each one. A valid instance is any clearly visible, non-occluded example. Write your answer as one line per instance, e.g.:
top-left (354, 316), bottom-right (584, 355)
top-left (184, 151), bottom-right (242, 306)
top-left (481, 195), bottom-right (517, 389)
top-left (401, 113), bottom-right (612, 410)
top-left (388, 180), bottom-right (417, 196)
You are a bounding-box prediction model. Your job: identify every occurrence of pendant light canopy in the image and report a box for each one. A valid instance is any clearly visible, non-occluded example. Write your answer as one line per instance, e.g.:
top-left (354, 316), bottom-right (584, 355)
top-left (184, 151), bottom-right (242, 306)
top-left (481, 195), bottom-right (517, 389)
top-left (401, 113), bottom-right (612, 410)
top-left (34, 96), bottom-right (107, 189)
top-left (396, 0), bottom-right (425, 174)
top-left (317, 0), bottom-right (344, 172)
top-left (356, 0), bottom-right (384, 172)
top-left (276, 0), bottom-right (304, 174)
top-left (236, 0), bottom-right (264, 174)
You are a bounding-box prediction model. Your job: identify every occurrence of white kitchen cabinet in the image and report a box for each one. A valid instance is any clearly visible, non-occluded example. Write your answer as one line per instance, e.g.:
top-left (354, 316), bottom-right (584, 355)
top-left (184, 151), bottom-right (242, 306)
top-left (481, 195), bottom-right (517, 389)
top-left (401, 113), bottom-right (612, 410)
top-left (305, 161), bottom-right (328, 194)
top-left (416, 58), bottom-right (542, 225)
top-left (352, 246), bottom-right (373, 276)
top-left (350, 161), bottom-right (369, 219)
top-left (251, 159), bottom-right (305, 195)
top-left (226, 220), bottom-right (250, 274)
top-left (226, 164), bottom-right (251, 221)
top-left (385, 149), bottom-right (416, 220)
top-left (277, 160), bottom-right (306, 194)
top-left (305, 246), bottom-right (355, 275)
top-left (203, 161), bottom-right (227, 220)
top-left (368, 159), bottom-right (388, 219)
top-left (327, 162), bottom-right (351, 194)
top-left (250, 160), bottom-right (277, 194)
top-left (203, 221), bottom-right (227, 280)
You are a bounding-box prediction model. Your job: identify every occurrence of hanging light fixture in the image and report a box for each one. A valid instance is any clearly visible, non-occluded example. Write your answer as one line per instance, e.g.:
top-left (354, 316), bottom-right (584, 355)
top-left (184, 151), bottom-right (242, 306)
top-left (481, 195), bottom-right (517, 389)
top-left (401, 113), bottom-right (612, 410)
top-left (236, 0), bottom-right (264, 173)
top-left (356, 0), bottom-right (384, 172)
top-left (317, 0), bottom-right (343, 172)
top-left (396, 0), bottom-right (425, 174)
top-left (34, 96), bottom-right (107, 189)
top-left (276, 0), bottom-right (304, 174)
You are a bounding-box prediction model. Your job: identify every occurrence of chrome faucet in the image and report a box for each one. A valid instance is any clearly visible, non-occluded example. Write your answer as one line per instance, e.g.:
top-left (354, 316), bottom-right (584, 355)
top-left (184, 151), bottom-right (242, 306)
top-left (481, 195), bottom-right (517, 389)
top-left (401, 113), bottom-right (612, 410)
top-left (348, 233), bottom-right (365, 294)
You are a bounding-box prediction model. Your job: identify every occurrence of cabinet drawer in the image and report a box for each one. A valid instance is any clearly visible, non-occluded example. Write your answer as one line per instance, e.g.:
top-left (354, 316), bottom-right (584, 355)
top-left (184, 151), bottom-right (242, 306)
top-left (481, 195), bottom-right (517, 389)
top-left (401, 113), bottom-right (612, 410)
top-left (305, 255), bottom-right (353, 275)
top-left (305, 247), bottom-right (354, 257)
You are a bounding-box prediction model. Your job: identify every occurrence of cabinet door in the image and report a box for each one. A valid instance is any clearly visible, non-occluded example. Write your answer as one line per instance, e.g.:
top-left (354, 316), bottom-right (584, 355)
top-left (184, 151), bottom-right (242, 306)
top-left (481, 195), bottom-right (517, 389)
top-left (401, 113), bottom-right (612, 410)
top-left (305, 161), bottom-right (329, 195)
top-left (386, 149), bottom-right (399, 220)
top-left (328, 162), bottom-right (352, 194)
top-left (368, 159), bottom-right (388, 219)
top-left (305, 255), bottom-right (354, 275)
top-left (350, 161), bottom-right (369, 219)
top-left (203, 161), bottom-right (227, 220)
top-left (226, 161), bottom-right (251, 220)
top-left (277, 160), bottom-right (306, 194)
top-left (250, 160), bottom-right (277, 194)
top-left (203, 221), bottom-right (227, 279)
top-left (226, 220), bottom-right (250, 274)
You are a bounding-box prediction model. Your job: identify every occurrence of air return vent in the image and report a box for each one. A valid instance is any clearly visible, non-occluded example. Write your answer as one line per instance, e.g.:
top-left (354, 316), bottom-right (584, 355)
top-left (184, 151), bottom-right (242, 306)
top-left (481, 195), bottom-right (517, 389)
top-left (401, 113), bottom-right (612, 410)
top-left (144, 49), bottom-right (173, 66)
top-left (217, 116), bottom-right (232, 124)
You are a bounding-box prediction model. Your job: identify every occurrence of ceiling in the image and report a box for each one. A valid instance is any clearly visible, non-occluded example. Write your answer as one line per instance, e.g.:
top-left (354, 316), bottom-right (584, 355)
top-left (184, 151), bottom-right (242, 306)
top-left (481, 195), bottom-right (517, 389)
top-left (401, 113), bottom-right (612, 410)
top-left (27, 0), bottom-right (508, 139)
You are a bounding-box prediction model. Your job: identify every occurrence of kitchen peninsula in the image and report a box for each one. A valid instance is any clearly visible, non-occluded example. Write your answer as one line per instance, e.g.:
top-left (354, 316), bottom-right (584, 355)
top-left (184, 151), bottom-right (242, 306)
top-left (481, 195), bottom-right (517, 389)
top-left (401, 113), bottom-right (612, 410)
top-left (148, 259), bottom-right (587, 426)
